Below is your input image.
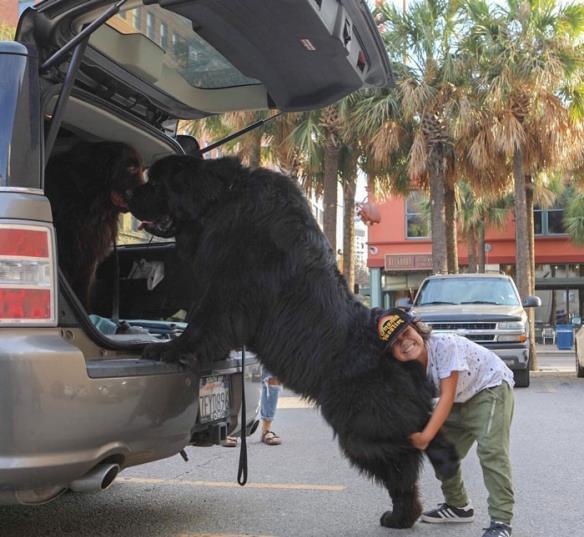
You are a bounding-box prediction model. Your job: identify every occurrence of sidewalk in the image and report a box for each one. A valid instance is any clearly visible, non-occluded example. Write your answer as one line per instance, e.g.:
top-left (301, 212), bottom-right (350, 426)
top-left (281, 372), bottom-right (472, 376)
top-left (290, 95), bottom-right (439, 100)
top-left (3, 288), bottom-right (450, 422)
top-left (534, 342), bottom-right (576, 373)
top-left (535, 342), bottom-right (575, 356)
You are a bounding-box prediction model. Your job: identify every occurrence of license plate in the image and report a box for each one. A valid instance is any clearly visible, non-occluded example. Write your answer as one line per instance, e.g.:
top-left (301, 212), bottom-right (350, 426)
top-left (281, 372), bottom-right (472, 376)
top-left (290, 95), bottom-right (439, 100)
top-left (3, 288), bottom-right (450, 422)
top-left (198, 375), bottom-right (230, 423)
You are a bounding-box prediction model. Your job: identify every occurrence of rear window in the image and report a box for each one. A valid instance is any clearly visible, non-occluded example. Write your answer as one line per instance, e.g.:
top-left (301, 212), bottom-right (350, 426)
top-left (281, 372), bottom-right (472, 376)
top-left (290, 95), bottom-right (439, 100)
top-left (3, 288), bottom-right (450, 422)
top-left (103, 5), bottom-right (261, 90)
top-left (414, 278), bottom-right (520, 307)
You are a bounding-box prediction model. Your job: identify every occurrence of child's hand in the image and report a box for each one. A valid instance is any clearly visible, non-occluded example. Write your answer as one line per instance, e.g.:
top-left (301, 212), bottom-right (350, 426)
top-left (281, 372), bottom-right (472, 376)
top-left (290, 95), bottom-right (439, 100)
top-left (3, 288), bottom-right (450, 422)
top-left (409, 432), bottom-right (431, 451)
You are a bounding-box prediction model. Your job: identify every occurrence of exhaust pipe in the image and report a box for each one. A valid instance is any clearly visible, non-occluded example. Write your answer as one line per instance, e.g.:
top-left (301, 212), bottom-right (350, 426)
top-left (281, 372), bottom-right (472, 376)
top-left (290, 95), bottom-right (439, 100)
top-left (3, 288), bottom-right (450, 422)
top-left (69, 463), bottom-right (120, 493)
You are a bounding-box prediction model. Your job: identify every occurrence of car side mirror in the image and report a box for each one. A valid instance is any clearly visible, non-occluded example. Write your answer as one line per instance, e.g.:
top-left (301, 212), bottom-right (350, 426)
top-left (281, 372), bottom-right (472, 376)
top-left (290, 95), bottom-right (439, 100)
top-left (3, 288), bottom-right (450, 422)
top-left (522, 295), bottom-right (542, 308)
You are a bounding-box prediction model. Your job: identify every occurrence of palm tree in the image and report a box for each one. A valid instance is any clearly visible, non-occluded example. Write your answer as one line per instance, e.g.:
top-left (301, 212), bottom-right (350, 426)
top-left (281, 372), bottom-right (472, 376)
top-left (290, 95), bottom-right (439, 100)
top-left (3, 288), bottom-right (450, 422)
top-left (461, 0), bottom-right (584, 294)
top-left (460, 0), bottom-right (584, 369)
top-left (565, 193), bottom-right (584, 244)
top-left (285, 106), bottom-right (344, 253)
top-left (456, 182), bottom-right (513, 272)
top-left (319, 105), bottom-right (344, 253)
top-left (376, 0), bottom-right (464, 274)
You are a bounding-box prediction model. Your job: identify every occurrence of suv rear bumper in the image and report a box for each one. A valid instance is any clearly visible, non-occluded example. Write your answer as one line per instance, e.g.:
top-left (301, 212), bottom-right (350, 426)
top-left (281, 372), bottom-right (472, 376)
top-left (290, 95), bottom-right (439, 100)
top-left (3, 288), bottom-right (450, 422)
top-left (0, 329), bottom-right (260, 503)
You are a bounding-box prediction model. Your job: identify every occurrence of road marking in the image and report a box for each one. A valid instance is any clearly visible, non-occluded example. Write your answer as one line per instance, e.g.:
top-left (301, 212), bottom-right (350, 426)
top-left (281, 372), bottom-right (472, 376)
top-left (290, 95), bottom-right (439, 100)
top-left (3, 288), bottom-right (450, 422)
top-left (277, 396), bottom-right (314, 409)
top-left (178, 534), bottom-right (275, 537)
top-left (117, 477), bottom-right (344, 492)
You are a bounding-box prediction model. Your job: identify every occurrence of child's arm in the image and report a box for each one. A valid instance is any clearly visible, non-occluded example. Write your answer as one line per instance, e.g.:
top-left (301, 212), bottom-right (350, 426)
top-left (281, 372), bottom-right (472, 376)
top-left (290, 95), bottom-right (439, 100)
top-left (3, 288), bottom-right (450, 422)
top-left (409, 371), bottom-right (458, 450)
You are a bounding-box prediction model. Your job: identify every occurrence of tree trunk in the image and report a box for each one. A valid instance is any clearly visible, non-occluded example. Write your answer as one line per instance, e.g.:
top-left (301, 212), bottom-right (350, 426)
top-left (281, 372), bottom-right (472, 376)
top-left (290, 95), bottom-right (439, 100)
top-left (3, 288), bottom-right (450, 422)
top-left (467, 226), bottom-right (478, 273)
top-left (323, 145), bottom-right (341, 253)
top-left (550, 265), bottom-right (557, 326)
top-left (242, 130), bottom-right (262, 168)
top-left (513, 148), bottom-right (530, 298)
top-left (428, 146), bottom-right (448, 274)
top-left (445, 183), bottom-right (458, 273)
top-left (526, 175), bottom-right (535, 293)
top-left (343, 174), bottom-right (357, 292)
top-left (513, 149), bottom-right (536, 371)
top-left (478, 222), bottom-right (486, 273)
top-left (525, 174), bottom-right (538, 370)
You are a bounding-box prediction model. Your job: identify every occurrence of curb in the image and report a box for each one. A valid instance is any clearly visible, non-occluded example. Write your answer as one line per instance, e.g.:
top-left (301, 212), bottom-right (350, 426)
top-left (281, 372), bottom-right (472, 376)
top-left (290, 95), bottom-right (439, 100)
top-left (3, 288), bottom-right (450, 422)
top-left (532, 370), bottom-right (575, 375)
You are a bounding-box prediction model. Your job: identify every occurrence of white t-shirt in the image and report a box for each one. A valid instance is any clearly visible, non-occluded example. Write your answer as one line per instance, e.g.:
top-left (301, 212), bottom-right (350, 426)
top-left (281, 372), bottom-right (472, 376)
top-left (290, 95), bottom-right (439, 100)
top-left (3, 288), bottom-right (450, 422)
top-left (426, 333), bottom-right (515, 403)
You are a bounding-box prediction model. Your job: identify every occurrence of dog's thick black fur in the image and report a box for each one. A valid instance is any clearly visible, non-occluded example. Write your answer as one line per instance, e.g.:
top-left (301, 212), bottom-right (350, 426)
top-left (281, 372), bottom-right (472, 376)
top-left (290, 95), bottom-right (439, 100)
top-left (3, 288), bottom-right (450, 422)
top-left (127, 155), bottom-right (459, 529)
top-left (45, 141), bottom-right (143, 308)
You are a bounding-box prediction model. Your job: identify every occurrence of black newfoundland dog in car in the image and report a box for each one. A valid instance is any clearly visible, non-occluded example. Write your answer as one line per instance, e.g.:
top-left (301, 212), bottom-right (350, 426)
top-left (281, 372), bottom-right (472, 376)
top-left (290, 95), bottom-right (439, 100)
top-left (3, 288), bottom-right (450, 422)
top-left (45, 141), bottom-right (144, 309)
top-left (127, 155), bottom-right (458, 529)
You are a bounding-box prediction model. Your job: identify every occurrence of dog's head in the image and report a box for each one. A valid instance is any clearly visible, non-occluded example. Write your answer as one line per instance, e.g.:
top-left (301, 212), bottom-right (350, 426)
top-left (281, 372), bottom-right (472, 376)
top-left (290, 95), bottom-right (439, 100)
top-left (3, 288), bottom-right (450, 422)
top-left (126, 155), bottom-right (228, 237)
top-left (60, 141), bottom-right (144, 213)
top-left (97, 142), bottom-right (144, 213)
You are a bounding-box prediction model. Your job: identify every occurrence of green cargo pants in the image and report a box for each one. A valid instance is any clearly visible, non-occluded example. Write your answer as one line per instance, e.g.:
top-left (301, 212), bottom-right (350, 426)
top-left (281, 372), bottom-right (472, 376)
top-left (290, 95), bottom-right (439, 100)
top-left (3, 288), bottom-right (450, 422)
top-left (435, 382), bottom-right (515, 524)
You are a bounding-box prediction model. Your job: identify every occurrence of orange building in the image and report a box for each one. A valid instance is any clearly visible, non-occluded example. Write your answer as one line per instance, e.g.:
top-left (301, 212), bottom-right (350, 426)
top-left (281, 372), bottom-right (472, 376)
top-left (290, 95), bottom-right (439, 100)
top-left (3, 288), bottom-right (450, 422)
top-left (367, 192), bottom-right (584, 329)
top-left (0, 0), bottom-right (18, 26)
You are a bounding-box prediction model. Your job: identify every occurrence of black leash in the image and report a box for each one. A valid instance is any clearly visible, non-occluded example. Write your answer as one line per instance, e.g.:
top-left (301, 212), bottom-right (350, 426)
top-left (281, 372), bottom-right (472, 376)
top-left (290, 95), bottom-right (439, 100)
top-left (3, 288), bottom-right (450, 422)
top-left (237, 346), bottom-right (248, 486)
top-left (111, 240), bottom-right (120, 325)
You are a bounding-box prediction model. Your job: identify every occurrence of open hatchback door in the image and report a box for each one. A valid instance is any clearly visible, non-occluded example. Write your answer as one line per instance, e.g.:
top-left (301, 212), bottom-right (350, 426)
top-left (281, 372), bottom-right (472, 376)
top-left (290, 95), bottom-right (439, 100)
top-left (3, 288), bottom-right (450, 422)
top-left (18, 0), bottom-right (392, 123)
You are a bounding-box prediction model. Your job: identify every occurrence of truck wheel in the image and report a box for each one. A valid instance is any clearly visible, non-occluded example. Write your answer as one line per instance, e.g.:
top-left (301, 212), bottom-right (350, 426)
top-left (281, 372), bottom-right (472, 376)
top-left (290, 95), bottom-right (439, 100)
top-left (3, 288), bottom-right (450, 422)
top-left (513, 368), bottom-right (530, 388)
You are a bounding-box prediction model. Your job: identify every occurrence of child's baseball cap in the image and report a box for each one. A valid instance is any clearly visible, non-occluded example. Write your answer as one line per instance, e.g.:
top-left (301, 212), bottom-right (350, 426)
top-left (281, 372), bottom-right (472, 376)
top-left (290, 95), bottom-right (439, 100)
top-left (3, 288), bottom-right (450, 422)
top-left (377, 308), bottom-right (415, 351)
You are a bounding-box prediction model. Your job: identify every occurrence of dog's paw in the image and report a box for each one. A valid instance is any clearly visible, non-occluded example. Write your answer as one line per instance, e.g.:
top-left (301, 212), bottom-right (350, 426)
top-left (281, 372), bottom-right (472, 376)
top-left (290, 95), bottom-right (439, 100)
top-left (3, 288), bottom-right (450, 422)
top-left (380, 511), bottom-right (399, 528)
top-left (143, 342), bottom-right (180, 363)
top-left (379, 510), bottom-right (417, 529)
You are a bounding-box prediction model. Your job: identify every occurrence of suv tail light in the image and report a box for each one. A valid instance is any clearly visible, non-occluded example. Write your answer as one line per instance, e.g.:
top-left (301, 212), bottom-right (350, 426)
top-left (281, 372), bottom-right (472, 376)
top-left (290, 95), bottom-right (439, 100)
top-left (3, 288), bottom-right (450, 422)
top-left (0, 224), bottom-right (56, 325)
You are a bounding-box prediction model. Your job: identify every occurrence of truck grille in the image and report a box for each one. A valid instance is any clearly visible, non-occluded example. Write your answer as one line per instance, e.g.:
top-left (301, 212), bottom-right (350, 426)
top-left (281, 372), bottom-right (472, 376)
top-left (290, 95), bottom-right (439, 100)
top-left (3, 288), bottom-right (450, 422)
top-left (427, 322), bottom-right (497, 343)
top-left (429, 322), bottom-right (496, 331)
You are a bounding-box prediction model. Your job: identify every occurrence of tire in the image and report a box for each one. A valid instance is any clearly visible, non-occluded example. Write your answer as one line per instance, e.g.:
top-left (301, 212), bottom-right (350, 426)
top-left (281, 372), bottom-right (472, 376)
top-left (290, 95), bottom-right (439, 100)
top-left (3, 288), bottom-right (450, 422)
top-left (513, 368), bottom-right (530, 388)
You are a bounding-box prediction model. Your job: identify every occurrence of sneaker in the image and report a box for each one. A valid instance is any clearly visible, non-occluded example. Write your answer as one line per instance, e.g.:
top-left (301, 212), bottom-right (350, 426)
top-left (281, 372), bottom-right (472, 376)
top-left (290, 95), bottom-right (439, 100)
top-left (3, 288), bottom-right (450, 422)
top-left (421, 502), bottom-right (475, 523)
top-left (482, 521), bottom-right (512, 537)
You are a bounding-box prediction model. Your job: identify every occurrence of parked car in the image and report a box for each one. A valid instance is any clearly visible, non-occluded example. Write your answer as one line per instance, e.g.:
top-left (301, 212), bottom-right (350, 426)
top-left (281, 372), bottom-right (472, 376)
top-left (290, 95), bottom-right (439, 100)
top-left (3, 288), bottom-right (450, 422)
top-left (575, 327), bottom-right (584, 378)
top-left (0, 0), bottom-right (391, 505)
top-left (407, 273), bottom-right (541, 388)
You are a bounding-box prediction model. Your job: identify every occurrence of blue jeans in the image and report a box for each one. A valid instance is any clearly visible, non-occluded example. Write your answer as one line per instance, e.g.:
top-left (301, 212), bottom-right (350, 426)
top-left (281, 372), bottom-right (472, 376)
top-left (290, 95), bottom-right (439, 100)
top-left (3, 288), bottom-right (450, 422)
top-left (260, 369), bottom-right (281, 422)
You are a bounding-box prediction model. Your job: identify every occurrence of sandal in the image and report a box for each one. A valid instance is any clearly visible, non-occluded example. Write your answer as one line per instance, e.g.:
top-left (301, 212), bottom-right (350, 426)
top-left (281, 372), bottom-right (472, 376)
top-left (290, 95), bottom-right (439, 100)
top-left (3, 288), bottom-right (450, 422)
top-left (261, 430), bottom-right (282, 446)
top-left (222, 435), bottom-right (238, 448)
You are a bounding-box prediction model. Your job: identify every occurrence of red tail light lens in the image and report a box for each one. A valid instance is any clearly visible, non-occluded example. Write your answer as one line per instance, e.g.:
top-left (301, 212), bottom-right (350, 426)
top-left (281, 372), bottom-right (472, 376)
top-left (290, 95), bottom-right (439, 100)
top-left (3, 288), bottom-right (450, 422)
top-left (0, 224), bottom-right (55, 325)
top-left (0, 289), bottom-right (51, 319)
top-left (0, 228), bottom-right (49, 257)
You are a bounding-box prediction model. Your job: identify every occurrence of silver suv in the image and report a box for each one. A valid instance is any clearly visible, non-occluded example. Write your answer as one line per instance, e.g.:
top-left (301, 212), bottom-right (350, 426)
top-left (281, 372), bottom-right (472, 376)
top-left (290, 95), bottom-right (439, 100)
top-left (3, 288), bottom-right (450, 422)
top-left (410, 274), bottom-right (541, 388)
top-left (0, 0), bottom-right (391, 504)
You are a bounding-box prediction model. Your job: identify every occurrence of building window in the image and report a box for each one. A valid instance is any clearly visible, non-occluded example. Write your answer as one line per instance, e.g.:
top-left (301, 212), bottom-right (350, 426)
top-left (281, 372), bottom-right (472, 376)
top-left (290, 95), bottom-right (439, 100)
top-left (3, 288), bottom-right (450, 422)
top-left (132, 9), bottom-right (141, 30)
top-left (146, 13), bottom-right (155, 40)
top-left (405, 191), bottom-right (430, 239)
top-left (534, 206), bottom-right (566, 235)
top-left (160, 22), bottom-right (168, 48)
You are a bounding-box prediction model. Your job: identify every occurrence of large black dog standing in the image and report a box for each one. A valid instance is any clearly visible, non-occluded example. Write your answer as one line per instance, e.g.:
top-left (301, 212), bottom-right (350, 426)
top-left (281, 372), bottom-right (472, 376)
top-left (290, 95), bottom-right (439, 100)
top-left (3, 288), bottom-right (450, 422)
top-left (128, 155), bottom-right (458, 529)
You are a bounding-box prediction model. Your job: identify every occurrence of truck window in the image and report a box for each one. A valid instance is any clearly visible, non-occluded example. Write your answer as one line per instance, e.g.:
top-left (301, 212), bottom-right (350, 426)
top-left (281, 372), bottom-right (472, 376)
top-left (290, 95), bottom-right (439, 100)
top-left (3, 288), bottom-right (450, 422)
top-left (415, 278), bottom-right (520, 306)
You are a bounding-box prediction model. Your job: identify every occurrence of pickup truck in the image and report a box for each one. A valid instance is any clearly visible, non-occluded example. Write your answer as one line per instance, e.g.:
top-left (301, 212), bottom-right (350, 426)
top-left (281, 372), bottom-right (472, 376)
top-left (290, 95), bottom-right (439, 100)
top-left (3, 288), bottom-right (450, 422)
top-left (407, 273), bottom-right (541, 388)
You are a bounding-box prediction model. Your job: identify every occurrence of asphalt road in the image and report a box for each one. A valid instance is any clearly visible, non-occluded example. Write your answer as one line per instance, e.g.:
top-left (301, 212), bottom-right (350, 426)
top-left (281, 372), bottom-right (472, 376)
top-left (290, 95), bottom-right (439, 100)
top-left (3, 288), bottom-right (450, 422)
top-left (1, 373), bottom-right (583, 537)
